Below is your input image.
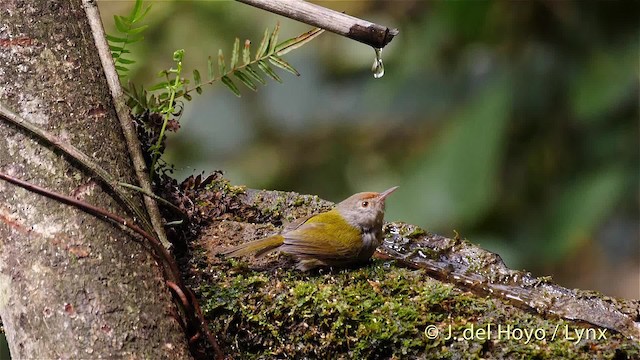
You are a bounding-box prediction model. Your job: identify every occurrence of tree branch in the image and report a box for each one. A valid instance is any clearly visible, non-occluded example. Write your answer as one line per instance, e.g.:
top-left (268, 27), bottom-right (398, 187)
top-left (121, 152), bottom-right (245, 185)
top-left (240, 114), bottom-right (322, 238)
top-left (236, 0), bottom-right (398, 48)
top-left (83, 0), bottom-right (172, 250)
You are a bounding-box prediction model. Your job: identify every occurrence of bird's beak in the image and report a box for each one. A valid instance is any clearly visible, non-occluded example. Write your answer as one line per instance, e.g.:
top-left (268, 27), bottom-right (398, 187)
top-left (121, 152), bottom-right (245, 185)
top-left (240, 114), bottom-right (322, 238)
top-left (378, 186), bottom-right (399, 201)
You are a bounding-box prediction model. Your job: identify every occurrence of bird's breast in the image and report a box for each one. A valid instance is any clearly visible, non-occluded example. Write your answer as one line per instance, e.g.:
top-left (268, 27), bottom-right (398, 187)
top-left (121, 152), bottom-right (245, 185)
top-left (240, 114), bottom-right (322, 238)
top-left (357, 227), bottom-right (382, 260)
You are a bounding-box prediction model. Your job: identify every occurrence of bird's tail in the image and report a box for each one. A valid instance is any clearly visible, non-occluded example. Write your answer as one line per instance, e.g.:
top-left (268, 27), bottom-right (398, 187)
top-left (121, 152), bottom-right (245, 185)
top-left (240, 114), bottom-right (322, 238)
top-left (221, 235), bottom-right (284, 258)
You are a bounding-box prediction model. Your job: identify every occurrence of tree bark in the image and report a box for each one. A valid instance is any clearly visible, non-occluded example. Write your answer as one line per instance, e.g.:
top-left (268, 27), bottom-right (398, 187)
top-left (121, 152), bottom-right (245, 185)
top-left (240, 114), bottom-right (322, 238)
top-left (0, 1), bottom-right (191, 358)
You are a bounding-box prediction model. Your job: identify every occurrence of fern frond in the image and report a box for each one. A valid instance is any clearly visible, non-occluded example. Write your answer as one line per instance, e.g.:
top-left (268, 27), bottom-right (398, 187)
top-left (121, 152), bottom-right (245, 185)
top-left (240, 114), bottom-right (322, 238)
top-left (106, 0), bottom-right (151, 77)
top-left (127, 24), bottom-right (324, 112)
top-left (179, 24), bottom-right (324, 98)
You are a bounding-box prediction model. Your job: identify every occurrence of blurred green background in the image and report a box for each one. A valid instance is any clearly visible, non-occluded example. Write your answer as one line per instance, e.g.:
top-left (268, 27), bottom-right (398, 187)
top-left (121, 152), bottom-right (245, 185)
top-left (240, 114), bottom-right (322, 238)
top-left (99, 1), bottom-right (638, 298)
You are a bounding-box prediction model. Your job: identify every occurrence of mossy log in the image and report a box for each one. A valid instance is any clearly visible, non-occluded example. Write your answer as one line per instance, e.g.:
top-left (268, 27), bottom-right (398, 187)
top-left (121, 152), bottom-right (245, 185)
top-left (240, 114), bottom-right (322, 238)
top-left (176, 181), bottom-right (639, 359)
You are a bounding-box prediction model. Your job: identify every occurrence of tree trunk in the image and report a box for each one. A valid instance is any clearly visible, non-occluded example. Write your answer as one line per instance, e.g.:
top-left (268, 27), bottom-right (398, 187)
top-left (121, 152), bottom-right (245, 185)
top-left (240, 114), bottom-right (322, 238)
top-left (0, 1), bottom-right (191, 358)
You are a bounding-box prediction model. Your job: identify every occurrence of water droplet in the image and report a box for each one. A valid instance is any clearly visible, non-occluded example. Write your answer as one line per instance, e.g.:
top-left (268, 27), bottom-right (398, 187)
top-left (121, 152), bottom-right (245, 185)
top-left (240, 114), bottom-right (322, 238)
top-left (371, 48), bottom-right (384, 79)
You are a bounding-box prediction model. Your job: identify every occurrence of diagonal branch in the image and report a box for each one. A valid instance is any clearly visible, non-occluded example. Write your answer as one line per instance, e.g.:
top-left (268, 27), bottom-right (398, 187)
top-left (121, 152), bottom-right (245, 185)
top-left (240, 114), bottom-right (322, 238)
top-left (83, 0), bottom-right (172, 250)
top-left (236, 0), bottom-right (398, 48)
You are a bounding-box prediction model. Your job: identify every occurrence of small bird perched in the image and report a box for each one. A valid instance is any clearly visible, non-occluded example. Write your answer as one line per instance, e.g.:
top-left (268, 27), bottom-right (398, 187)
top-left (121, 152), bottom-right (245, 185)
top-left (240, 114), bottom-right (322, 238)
top-left (221, 187), bottom-right (398, 271)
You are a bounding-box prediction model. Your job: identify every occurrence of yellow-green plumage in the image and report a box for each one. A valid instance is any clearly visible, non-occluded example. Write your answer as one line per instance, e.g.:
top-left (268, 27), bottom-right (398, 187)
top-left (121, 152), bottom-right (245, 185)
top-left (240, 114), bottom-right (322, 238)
top-left (221, 187), bottom-right (398, 271)
top-left (221, 234), bottom-right (284, 258)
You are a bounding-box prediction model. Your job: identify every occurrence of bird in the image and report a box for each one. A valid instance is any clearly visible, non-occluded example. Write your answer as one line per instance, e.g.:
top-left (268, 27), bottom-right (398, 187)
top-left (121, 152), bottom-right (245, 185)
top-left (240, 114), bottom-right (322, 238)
top-left (221, 187), bottom-right (398, 271)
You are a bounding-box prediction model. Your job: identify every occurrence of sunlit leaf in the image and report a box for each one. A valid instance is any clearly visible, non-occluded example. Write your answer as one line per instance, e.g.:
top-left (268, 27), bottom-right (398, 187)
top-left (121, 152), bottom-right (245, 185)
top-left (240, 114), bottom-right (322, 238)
top-left (218, 49), bottom-right (226, 76)
top-left (255, 27), bottom-right (270, 60)
top-left (173, 49), bottom-right (184, 62)
top-left (131, 2), bottom-right (151, 23)
top-left (148, 81), bottom-right (170, 91)
top-left (243, 39), bottom-right (251, 65)
top-left (275, 28), bottom-right (324, 56)
top-left (268, 22), bottom-right (280, 53)
top-left (230, 38), bottom-right (240, 69)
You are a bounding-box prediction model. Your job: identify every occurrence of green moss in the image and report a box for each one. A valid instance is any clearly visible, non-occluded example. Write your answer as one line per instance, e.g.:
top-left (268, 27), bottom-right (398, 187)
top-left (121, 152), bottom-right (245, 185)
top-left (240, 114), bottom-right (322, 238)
top-left (197, 260), bottom-right (639, 359)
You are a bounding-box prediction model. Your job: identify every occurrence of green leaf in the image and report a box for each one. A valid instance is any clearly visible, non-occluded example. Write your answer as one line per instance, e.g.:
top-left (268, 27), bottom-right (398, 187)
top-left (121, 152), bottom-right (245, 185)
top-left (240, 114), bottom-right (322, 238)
top-left (196, 86), bottom-right (203, 94)
top-left (132, 2), bottom-right (151, 23)
top-left (117, 57), bottom-right (136, 65)
top-left (127, 25), bottom-right (149, 36)
top-left (234, 70), bottom-right (257, 91)
top-left (148, 94), bottom-right (157, 109)
top-left (269, 56), bottom-right (299, 76)
top-left (541, 167), bottom-right (627, 261)
top-left (268, 22), bottom-right (280, 53)
top-left (275, 28), bottom-right (324, 56)
top-left (193, 69), bottom-right (202, 86)
top-left (221, 76), bottom-right (241, 97)
top-left (257, 60), bottom-right (282, 83)
top-left (255, 27), bottom-right (270, 60)
top-left (218, 49), bottom-right (226, 76)
top-left (230, 38), bottom-right (240, 70)
top-left (242, 39), bottom-right (251, 65)
top-left (109, 44), bottom-right (124, 52)
top-left (139, 89), bottom-right (148, 107)
top-left (126, 81), bottom-right (138, 99)
top-left (129, 0), bottom-right (143, 21)
top-left (244, 65), bottom-right (266, 85)
top-left (207, 56), bottom-right (214, 79)
top-left (149, 81), bottom-right (170, 91)
top-left (115, 65), bottom-right (129, 72)
top-left (114, 15), bottom-right (130, 33)
top-left (571, 46), bottom-right (637, 123)
top-left (184, 92), bottom-right (192, 101)
top-left (173, 49), bottom-right (184, 62)
top-left (106, 34), bottom-right (127, 43)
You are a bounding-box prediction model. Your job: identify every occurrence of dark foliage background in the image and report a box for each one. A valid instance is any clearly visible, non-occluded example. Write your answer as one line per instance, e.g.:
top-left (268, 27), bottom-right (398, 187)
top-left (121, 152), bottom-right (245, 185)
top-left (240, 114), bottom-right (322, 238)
top-left (98, 0), bottom-right (639, 298)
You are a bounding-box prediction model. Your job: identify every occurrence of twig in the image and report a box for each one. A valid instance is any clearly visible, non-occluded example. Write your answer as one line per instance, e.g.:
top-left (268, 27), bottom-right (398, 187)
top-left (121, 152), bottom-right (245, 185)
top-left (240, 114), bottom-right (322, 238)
top-left (83, 0), bottom-right (172, 250)
top-left (236, 0), bottom-right (398, 48)
top-left (118, 182), bottom-right (188, 220)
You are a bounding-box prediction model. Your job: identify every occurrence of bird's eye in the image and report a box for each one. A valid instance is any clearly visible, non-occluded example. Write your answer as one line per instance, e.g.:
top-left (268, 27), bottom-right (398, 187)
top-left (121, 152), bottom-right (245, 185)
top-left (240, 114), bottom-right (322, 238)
top-left (361, 201), bottom-right (369, 208)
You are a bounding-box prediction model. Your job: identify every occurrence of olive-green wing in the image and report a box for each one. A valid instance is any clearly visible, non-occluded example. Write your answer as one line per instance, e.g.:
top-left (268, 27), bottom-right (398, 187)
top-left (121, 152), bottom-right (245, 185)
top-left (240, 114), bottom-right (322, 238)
top-left (282, 213), bottom-right (315, 232)
top-left (279, 222), bottom-right (359, 261)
